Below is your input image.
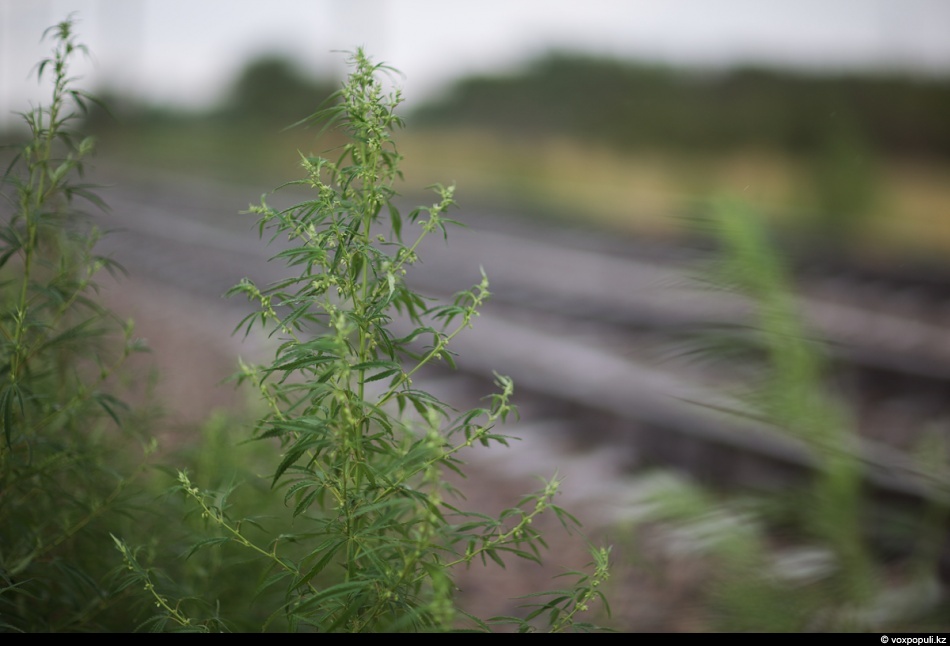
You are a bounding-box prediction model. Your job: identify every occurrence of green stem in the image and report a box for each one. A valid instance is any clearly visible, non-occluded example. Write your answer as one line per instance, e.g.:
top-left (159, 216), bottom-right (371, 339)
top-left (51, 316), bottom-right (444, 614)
top-left (10, 46), bottom-right (66, 387)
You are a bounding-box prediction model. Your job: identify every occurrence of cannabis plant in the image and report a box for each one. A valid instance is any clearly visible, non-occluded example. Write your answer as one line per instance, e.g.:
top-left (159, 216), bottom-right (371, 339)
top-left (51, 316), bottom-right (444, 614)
top-left (628, 200), bottom-right (950, 631)
top-left (115, 49), bottom-right (610, 632)
top-left (0, 19), bottom-right (151, 632)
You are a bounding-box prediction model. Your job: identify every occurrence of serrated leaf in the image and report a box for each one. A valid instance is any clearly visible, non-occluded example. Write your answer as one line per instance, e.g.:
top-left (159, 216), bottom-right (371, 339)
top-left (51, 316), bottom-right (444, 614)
top-left (92, 391), bottom-right (127, 427)
top-left (254, 570), bottom-right (293, 601)
top-left (361, 367), bottom-right (400, 384)
top-left (389, 203), bottom-right (402, 240)
top-left (291, 580), bottom-right (365, 617)
top-left (0, 384), bottom-right (24, 449)
top-left (485, 548), bottom-right (507, 569)
top-left (295, 540), bottom-right (346, 590)
top-left (182, 536), bottom-right (232, 560)
top-left (272, 438), bottom-right (316, 486)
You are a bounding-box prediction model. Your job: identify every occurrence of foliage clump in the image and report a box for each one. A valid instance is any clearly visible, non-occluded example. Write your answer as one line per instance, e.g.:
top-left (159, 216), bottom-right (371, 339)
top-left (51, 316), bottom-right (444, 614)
top-left (0, 18), bottom-right (152, 632)
top-left (111, 49), bottom-right (611, 632)
top-left (621, 201), bottom-right (950, 632)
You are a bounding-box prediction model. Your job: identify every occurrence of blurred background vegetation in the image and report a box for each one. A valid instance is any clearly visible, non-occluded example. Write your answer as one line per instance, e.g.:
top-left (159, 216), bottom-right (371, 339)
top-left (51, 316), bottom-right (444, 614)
top-left (61, 50), bottom-right (950, 268)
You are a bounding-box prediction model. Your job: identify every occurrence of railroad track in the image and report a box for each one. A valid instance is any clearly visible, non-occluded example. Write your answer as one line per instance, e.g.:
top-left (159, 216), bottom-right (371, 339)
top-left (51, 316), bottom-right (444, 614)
top-left (85, 167), bottom-right (950, 514)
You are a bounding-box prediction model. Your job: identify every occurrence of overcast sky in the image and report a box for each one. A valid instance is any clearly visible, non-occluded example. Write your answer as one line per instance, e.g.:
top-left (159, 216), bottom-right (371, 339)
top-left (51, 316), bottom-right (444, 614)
top-left (2, 0), bottom-right (949, 127)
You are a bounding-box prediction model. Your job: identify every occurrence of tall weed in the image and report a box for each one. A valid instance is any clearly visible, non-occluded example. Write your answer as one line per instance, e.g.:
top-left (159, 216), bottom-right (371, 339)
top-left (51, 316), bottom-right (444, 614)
top-left (626, 200), bottom-right (950, 631)
top-left (0, 18), bottom-right (153, 632)
top-left (113, 49), bottom-right (611, 632)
